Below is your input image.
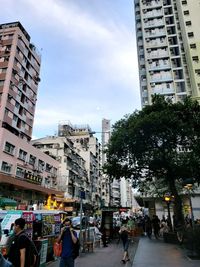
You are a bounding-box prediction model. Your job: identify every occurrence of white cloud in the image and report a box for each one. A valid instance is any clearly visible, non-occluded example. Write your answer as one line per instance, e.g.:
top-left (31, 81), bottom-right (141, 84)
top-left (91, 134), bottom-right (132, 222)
top-left (1, 0), bottom-right (141, 137)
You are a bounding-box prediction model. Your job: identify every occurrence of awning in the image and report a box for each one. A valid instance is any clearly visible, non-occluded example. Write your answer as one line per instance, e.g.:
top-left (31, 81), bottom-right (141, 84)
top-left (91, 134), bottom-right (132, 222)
top-left (0, 197), bottom-right (17, 207)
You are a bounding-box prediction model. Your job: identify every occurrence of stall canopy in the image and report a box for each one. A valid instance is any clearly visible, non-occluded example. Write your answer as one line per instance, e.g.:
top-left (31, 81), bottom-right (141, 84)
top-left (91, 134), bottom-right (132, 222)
top-left (0, 197), bottom-right (17, 207)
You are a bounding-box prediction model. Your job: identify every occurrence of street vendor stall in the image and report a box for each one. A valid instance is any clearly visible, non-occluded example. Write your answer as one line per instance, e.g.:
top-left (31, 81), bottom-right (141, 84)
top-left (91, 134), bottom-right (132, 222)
top-left (33, 210), bottom-right (67, 262)
top-left (0, 210), bottom-right (35, 256)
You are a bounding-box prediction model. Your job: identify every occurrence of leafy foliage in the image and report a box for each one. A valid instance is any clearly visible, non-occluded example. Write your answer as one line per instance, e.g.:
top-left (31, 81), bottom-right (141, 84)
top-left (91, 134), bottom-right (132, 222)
top-left (104, 96), bottom-right (200, 224)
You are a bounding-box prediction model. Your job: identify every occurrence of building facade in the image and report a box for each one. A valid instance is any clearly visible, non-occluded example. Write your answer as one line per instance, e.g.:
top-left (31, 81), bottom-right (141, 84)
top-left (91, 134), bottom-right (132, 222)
top-left (0, 22), bottom-right (63, 208)
top-left (101, 119), bottom-right (111, 207)
top-left (0, 22), bottom-right (41, 140)
top-left (134, 0), bottom-right (200, 107)
top-left (31, 135), bottom-right (89, 213)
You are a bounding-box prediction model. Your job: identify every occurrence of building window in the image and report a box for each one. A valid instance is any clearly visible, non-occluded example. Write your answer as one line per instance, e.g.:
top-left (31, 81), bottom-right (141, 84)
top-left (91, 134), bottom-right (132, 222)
top-left (195, 69), bottom-right (200, 76)
top-left (46, 163), bottom-right (53, 172)
top-left (29, 154), bottom-right (36, 166)
top-left (18, 149), bottom-right (27, 161)
top-left (184, 10), bottom-right (189, 15)
top-left (38, 159), bottom-right (45, 171)
top-left (16, 167), bottom-right (25, 178)
top-left (186, 21), bottom-right (191, 26)
top-left (1, 161), bottom-right (12, 173)
top-left (0, 80), bottom-right (4, 86)
top-left (190, 43), bottom-right (196, 49)
top-left (182, 0), bottom-right (187, 4)
top-left (192, 56), bottom-right (199, 63)
top-left (4, 108), bottom-right (9, 116)
top-left (0, 68), bottom-right (7, 73)
top-left (13, 114), bottom-right (18, 121)
top-left (188, 32), bottom-right (194, 38)
top-left (4, 142), bottom-right (15, 155)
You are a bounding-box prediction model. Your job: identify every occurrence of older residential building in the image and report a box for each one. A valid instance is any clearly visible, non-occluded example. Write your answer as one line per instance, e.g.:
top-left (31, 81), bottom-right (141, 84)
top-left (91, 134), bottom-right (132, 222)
top-left (58, 122), bottom-right (102, 211)
top-left (134, 0), bottom-right (200, 107)
top-left (31, 135), bottom-right (89, 214)
top-left (0, 22), bottom-right (63, 208)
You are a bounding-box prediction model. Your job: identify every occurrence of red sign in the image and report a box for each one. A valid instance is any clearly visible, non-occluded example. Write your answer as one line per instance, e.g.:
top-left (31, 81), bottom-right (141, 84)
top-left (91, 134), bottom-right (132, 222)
top-left (17, 204), bottom-right (27, 210)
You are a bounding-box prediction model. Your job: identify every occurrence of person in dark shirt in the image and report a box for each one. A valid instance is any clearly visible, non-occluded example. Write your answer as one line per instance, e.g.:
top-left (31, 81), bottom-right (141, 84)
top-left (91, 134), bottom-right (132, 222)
top-left (8, 218), bottom-right (36, 267)
top-left (57, 218), bottom-right (78, 267)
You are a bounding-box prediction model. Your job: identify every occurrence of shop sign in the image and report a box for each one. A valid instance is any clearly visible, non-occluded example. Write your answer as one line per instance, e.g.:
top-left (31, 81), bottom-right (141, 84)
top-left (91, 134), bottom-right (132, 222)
top-left (24, 172), bottom-right (42, 185)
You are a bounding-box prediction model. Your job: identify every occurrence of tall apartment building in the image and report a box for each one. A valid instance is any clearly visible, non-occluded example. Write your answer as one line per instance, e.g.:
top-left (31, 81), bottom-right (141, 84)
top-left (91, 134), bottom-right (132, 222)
top-left (101, 119), bottom-right (111, 207)
top-left (134, 0), bottom-right (200, 107)
top-left (0, 22), bottom-right (62, 208)
top-left (0, 22), bottom-right (40, 140)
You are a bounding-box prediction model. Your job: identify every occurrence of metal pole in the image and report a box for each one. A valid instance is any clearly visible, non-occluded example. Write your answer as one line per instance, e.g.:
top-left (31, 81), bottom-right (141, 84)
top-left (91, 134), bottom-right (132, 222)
top-left (188, 190), bottom-right (194, 228)
top-left (80, 197), bottom-right (83, 249)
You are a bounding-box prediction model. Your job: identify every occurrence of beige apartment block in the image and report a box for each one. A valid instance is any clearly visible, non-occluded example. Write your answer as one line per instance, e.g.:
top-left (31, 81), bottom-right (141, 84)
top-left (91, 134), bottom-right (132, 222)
top-left (134, 0), bottom-right (200, 107)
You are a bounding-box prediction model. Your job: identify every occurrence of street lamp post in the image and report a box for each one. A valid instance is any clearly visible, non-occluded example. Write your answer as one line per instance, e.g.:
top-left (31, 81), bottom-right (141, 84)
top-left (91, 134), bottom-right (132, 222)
top-left (184, 183), bottom-right (194, 228)
top-left (164, 194), bottom-right (173, 231)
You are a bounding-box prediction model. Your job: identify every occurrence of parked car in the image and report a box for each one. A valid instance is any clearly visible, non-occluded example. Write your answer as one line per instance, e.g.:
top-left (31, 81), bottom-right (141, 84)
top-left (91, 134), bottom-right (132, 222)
top-left (72, 216), bottom-right (88, 229)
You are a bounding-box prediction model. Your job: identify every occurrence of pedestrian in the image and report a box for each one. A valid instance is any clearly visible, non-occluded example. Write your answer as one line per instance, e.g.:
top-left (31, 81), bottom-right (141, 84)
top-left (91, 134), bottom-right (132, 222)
top-left (151, 215), bottom-right (160, 239)
top-left (144, 215), bottom-right (152, 239)
top-left (7, 217), bottom-right (37, 267)
top-left (100, 226), bottom-right (108, 247)
top-left (0, 222), bottom-right (13, 266)
top-left (57, 218), bottom-right (78, 267)
top-left (119, 223), bottom-right (130, 264)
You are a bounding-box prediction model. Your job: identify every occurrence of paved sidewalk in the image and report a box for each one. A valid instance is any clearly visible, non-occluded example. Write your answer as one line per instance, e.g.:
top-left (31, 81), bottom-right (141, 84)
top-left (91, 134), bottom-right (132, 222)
top-left (47, 237), bottom-right (200, 267)
top-left (133, 236), bottom-right (200, 267)
top-left (47, 239), bottom-right (138, 267)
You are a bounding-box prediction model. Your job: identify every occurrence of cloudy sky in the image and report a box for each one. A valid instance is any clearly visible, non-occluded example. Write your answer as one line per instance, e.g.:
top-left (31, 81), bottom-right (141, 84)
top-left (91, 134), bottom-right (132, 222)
top-left (1, 0), bottom-right (141, 140)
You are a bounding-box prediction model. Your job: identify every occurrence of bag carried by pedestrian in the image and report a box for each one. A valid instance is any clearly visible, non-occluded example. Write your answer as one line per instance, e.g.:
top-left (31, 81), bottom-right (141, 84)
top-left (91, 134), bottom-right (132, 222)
top-left (53, 241), bottom-right (62, 257)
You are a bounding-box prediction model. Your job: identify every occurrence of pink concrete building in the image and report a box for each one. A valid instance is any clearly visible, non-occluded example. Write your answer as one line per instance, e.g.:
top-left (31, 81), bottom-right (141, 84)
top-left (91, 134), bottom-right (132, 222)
top-left (0, 22), bottom-right (63, 208)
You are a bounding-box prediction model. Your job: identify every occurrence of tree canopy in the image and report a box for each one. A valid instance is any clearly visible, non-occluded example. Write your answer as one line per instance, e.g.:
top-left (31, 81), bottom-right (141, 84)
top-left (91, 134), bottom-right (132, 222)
top-left (104, 95), bottom-right (200, 224)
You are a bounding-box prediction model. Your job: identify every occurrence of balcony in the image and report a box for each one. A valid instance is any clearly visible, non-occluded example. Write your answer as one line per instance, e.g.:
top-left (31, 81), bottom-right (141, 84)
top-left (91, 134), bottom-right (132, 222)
top-left (152, 87), bottom-right (175, 95)
top-left (145, 30), bottom-right (166, 38)
top-left (142, 1), bottom-right (162, 10)
top-left (143, 11), bottom-right (163, 19)
top-left (147, 52), bottom-right (169, 59)
top-left (149, 64), bottom-right (171, 71)
top-left (150, 76), bottom-right (173, 83)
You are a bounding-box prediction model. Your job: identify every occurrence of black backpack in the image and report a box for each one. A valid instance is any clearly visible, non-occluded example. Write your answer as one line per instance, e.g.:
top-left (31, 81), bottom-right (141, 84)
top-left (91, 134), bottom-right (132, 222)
top-left (19, 233), bottom-right (39, 267)
top-left (72, 237), bottom-right (80, 259)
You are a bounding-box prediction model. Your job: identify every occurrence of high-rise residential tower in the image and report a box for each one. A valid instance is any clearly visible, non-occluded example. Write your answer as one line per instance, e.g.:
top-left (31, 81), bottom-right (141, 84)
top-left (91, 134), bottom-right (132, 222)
top-left (0, 22), bottom-right (62, 207)
top-left (134, 0), bottom-right (200, 107)
top-left (0, 22), bottom-right (41, 141)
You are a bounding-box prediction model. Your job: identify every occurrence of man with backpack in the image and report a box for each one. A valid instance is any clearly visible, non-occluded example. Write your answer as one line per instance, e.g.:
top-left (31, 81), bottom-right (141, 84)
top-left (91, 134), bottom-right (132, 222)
top-left (8, 218), bottom-right (38, 267)
top-left (57, 218), bottom-right (79, 267)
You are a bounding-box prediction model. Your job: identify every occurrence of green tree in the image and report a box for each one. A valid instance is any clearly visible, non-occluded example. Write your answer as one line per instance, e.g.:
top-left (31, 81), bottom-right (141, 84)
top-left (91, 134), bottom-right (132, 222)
top-left (105, 96), bottom-right (200, 226)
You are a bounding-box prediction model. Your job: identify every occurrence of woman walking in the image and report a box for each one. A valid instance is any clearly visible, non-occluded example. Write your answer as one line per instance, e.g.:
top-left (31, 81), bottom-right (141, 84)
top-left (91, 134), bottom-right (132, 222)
top-left (119, 223), bottom-right (130, 264)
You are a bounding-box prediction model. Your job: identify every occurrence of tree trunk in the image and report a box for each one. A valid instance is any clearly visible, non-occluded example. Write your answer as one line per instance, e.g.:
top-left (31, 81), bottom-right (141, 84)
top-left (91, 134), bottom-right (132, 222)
top-left (168, 178), bottom-right (184, 228)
